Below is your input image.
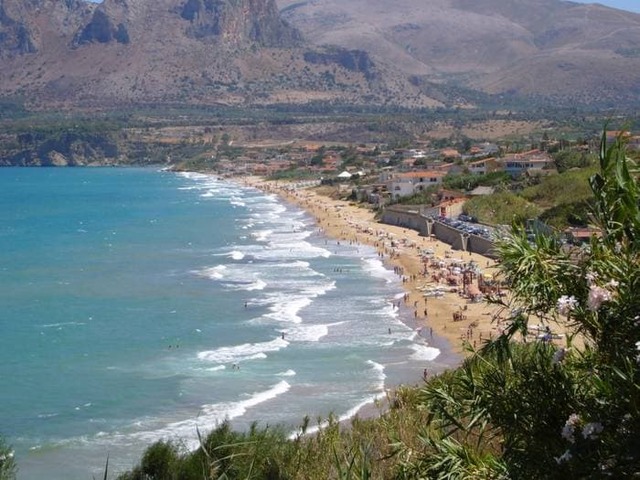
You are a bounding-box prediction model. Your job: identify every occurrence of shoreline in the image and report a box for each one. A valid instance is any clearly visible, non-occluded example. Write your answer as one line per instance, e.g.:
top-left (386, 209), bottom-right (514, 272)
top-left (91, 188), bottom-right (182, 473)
top-left (236, 176), bottom-right (502, 402)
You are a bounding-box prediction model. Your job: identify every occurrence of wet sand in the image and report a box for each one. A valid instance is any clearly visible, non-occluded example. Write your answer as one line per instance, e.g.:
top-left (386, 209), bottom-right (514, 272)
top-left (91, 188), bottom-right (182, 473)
top-left (241, 177), bottom-right (503, 360)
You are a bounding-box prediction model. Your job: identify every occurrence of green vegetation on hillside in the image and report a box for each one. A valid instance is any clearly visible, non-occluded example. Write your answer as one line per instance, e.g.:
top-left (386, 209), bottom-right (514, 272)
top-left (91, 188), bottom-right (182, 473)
top-left (464, 191), bottom-right (542, 225)
top-left (461, 165), bottom-right (600, 229)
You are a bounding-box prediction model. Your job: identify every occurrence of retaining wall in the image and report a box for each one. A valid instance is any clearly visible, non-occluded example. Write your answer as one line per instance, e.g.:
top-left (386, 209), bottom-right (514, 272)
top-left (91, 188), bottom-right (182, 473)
top-left (380, 207), bottom-right (497, 258)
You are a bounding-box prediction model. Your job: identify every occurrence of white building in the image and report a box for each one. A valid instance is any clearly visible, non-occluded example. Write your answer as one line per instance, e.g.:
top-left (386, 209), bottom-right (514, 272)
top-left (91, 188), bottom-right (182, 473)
top-left (387, 171), bottom-right (445, 199)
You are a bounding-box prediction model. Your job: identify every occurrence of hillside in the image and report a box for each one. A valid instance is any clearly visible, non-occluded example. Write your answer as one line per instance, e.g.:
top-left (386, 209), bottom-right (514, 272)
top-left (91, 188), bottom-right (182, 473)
top-left (279, 0), bottom-right (640, 106)
top-left (0, 0), bottom-right (436, 109)
top-left (0, 0), bottom-right (639, 110)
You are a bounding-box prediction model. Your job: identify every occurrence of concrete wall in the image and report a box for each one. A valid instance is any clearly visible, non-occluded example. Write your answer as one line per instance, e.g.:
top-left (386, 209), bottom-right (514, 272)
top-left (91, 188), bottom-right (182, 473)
top-left (380, 206), bottom-right (429, 234)
top-left (380, 207), bottom-right (497, 258)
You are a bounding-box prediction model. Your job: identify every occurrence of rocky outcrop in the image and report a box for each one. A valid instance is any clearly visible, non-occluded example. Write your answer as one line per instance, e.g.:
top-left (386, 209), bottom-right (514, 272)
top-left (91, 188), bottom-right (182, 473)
top-left (304, 48), bottom-right (375, 79)
top-left (178, 0), bottom-right (302, 47)
top-left (0, 2), bottom-right (38, 55)
top-left (73, 9), bottom-right (130, 45)
top-left (0, 131), bottom-right (121, 166)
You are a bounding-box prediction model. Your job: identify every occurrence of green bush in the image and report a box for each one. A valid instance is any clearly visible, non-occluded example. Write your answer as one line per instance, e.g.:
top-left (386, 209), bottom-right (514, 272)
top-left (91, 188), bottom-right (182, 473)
top-left (0, 438), bottom-right (16, 480)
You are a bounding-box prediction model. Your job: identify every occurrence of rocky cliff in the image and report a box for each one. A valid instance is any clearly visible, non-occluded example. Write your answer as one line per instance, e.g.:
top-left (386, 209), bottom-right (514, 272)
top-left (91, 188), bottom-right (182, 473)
top-left (0, 0), bottom-right (406, 108)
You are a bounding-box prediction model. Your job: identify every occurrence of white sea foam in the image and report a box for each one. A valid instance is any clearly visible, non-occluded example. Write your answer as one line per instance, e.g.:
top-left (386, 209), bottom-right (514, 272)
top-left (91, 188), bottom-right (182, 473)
top-left (177, 172), bottom-right (210, 181)
top-left (362, 258), bottom-right (397, 283)
top-left (294, 399), bottom-right (383, 440)
top-left (371, 303), bottom-right (399, 320)
top-left (252, 230), bottom-right (273, 242)
top-left (195, 265), bottom-right (227, 280)
top-left (197, 337), bottom-right (288, 364)
top-left (366, 360), bottom-right (386, 378)
top-left (277, 369), bottom-right (296, 377)
top-left (264, 296), bottom-right (313, 324)
top-left (285, 323), bottom-right (333, 342)
top-left (207, 366), bottom-right (226, 372)
top-left (244, 279), bottom-right (267, 291)
top-left (230, 196), bottom-right (246, 207)
top-left (366, 360), bottom-right (387, 393)
top-left (37, 413), bottom-right (59, 419)
top-left (94, 381), bottom-right (292, 451)
top-left (40, 322), bottom-right (86, 328)
top-left (203, 263), bottom-right (269, 290)
top-left (407, 330), bottom-right (420, 342)
top-left (409, 343), bottom-right (441, 361)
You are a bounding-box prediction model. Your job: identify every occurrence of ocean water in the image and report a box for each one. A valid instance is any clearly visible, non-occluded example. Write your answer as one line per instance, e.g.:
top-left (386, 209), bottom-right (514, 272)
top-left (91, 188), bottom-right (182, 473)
top-left (0, 168), bottom-right (450, 479)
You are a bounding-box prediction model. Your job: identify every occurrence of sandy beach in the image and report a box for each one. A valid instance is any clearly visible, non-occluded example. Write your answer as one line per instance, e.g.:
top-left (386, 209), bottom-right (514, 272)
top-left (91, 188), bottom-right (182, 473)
top-left (241, 177), bottom-right (503, 364)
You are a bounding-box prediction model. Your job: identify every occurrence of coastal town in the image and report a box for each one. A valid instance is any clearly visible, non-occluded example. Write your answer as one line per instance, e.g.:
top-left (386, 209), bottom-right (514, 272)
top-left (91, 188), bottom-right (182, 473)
top-left (188, 128), bottom-right (640, 246)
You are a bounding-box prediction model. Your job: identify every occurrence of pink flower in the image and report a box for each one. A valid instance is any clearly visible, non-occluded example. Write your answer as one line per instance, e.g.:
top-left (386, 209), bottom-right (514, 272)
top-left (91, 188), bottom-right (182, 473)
top-left (587, 286), bottom-right (612, 312)
top-left (557, 295), bottom-right (578, 316)
top-left (561, 414), bottom-right (581, 443)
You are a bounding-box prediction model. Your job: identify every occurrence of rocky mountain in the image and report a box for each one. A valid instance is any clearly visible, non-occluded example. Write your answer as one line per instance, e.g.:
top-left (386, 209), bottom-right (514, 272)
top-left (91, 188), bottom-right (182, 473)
top-left (279, 0), bottom-right (640, 106)
top-left (0, 0), bottom-right (639, 110)
top-left (0, 0), bottom-right (412, 109)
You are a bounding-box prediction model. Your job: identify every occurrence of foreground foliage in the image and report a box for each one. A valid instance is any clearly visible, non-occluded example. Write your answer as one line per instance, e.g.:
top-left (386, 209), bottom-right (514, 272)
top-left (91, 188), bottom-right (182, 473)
top-left (0, 438), bottom-right (16, 480)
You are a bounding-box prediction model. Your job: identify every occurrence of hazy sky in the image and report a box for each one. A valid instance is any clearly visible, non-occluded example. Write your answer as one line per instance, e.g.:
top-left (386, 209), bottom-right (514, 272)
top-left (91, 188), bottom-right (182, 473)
top-left (85, 0), bottom-right (640, 14)
top-left (572, 1), bottom-right (640, 13)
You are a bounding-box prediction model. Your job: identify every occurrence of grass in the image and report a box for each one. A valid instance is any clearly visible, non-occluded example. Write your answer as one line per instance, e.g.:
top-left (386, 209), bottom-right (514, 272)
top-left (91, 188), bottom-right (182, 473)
top-left (115, 387), bottom-right (433, 480)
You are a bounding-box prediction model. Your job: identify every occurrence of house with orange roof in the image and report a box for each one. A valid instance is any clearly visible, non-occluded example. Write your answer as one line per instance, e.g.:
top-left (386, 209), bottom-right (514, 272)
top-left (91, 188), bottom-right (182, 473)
top-left (441, 148), bottom-right (461, 159)
top-left (434, 162), bottom-right (457, 173)
top-left (467, 157), bottom-right (499, 175)
top-left (606, 131), bottom-right (631, 144)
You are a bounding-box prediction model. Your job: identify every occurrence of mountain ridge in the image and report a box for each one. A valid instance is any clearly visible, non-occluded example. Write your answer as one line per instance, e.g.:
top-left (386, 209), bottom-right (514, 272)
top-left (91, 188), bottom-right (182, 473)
top-left (0, 0), bottom-right (639, 110)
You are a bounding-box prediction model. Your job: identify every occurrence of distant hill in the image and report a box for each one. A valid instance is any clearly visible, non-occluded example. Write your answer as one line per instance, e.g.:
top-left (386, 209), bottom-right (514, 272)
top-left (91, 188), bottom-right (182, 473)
top-left (0, 0), bottom-right (639, 110)
top-left (279, 0), bottom-right (640, 107)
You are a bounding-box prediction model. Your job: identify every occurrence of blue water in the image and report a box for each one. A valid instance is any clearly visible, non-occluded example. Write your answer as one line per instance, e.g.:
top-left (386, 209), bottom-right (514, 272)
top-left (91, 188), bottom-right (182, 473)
top-left (0, 168), bottom-right (449, 479)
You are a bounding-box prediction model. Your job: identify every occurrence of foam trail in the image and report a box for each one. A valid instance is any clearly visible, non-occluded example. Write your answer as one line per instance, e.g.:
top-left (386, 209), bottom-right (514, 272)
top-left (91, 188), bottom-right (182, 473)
top-left (362, 258), bottom-right (398, 283)
top-left (409, 343), bottom-right (441, 361)
top-left (229, 251), bottom-right (245, 261)
top-left (88, 381), bottom-right (292, 451)
top-left (197, 338), bottom-right (288, 364)
top-left (195, 265), bottom-right (227, 280)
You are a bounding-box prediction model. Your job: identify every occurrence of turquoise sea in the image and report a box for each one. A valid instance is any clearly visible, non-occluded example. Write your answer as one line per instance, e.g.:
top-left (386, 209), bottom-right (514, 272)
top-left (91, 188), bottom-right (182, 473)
top-left (0, 168), bottom-right (452, 479)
